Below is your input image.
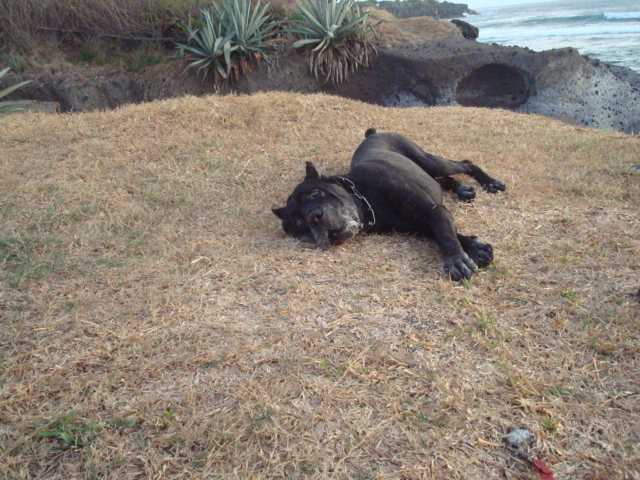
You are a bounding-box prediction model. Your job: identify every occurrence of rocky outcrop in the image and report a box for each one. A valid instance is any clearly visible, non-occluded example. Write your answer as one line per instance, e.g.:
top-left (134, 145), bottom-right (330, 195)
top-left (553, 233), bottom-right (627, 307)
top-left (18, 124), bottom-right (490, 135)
top-left (450, 19), bottom-right (479, 40)
top-left (371, 1), bottom-right (474, 20)
top-left (234, 37), bottom-right (640, 133)
top-left (322, 39), bottom-right (640, 134)
top-left (1, 69), bottom-right (143, 112)
top-left (0, 100), bottom-right (60, 114)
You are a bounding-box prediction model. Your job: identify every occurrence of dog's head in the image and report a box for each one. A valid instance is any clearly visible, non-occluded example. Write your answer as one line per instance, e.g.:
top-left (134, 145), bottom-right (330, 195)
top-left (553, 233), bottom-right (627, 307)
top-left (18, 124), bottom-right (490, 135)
top-left (272, 162), bottom-right (363, 250)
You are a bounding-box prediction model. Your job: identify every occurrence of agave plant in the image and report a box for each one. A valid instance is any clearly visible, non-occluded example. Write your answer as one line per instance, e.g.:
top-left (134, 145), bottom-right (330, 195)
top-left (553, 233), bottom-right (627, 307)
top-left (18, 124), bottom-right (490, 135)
top-left (212, 0), bottom-right (275, 59)
top-left (288, 0), bottom-right (377, 84)
top-left (0, 67), bottom-right (32, 114)
top-left (175, 9), bottom-right (238, 82)
top-left (175, 0), bottom-right (275, 84)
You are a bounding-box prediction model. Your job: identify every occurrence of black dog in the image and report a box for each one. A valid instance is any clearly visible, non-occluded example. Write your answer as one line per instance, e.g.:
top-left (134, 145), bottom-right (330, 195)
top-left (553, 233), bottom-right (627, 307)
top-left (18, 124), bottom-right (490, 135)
top-left (272, 129), bottom-right (506, 281)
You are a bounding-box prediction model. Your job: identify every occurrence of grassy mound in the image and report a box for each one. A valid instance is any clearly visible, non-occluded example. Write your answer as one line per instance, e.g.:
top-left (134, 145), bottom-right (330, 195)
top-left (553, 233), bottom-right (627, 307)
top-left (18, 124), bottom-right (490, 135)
top-left (1, 93), bottom-right (638, 479)
top-left (368, 7), bottom-right (462, 47)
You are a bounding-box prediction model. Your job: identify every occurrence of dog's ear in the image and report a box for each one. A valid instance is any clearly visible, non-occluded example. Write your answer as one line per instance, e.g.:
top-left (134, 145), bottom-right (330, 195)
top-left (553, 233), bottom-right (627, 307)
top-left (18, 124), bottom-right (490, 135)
top-left (272, 207), bottom-right (286, 219)
top-left (305, 161), bottom-right (321, 180)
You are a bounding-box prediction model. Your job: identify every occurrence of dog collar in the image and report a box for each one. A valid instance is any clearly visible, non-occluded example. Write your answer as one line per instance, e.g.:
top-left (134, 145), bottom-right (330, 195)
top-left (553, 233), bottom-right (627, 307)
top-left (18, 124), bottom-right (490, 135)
top-left (337, 177), bottom-right (376, 229)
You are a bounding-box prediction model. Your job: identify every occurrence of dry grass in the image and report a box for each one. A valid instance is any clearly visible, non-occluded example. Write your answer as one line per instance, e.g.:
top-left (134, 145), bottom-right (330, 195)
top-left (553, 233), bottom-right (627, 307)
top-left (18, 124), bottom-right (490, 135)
top-left (0, 0), bottom-right (211, 44)
top-left (367, 8), bottom-right (462, 48)
top-left (0, 0), bottom-right (301, 46)
top-left (1, 92), bottom-right (639, 480)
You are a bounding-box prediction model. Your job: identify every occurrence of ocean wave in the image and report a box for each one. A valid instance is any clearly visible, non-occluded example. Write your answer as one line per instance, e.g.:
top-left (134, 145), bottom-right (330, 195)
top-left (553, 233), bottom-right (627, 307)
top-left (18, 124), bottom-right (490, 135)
top-left (518, 12), bottom-right (640, 28)
top-left (480, 23), bottom-right (640, 41)
top-left (604, 12), bottom-right (640, 20)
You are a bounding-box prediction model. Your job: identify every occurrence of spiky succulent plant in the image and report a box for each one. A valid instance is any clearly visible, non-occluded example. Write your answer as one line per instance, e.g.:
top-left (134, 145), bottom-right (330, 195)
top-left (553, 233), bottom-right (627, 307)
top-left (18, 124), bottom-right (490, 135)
top-left (287, 0), bottom-right (377, 84)
top-left (212, 0), bottom-right (275, 59)
top-left (175, 0), bottom-right (275, 84)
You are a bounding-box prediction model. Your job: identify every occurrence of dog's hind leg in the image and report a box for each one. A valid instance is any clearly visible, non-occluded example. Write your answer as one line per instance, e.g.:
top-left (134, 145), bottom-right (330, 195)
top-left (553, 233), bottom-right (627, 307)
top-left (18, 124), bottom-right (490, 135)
top-left (391, 135), bottom-right (506, 193)
top-left (437, 176), bottom-right (476, 201)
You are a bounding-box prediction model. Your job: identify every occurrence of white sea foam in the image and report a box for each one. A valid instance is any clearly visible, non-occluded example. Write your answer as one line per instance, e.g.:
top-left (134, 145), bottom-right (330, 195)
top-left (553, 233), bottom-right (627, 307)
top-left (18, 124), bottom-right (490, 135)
top-left (481, 24), bottom-right (640, 42)
top-left (604, 12), bottom-right (640, 20)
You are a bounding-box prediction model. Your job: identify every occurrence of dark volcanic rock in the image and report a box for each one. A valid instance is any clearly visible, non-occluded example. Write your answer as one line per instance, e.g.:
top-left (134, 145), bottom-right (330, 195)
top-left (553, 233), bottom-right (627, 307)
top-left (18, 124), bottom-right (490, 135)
top-left (373, 1), bottom-right (474, 20)
top-left (450, 19), bottom-right (479, 40)
top-left (323, 38), bottom-right (640, 134)
top-left (2, 69), bottom-right (143, 112)
top-left (0, 100), bottom-right (60, 114)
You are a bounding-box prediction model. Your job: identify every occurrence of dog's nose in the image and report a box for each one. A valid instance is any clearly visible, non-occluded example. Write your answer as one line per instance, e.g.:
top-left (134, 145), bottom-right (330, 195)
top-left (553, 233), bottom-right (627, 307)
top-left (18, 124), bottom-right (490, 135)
top-left (309, 210), bottom-right (323, 226)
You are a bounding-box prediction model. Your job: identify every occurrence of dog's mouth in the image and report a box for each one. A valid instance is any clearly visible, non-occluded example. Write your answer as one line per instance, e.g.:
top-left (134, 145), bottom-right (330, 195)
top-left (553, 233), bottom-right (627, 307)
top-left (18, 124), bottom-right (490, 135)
top-left (311, 219), bottom-right (362, 250)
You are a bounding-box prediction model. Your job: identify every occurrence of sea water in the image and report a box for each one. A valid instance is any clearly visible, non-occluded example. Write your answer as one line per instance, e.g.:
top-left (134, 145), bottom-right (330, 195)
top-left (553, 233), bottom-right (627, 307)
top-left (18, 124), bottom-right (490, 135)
top-left (468, 0), bottom-right (640, 71)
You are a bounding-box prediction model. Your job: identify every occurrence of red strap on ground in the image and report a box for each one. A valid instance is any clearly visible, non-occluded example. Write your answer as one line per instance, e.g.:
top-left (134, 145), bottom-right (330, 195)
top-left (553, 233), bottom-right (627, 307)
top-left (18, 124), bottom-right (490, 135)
top-left (532, 459), bottom-right (557, 480)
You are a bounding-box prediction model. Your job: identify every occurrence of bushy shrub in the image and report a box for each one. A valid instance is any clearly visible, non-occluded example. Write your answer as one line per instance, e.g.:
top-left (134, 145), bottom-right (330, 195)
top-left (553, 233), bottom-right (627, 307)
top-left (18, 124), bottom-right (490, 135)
top-left (175, 0), bottom-right (275, 84)
top-left (0, 0), bottom-right (210, 45)
top-left (0, 67), bottom-right (31, 114)
top-left (287, 0), bottom-right (377, 84)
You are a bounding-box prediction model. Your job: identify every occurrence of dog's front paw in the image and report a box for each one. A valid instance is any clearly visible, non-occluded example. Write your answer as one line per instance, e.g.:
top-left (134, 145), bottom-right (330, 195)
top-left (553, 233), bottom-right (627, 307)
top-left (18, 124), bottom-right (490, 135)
top-left (442, 252), bottom-right (478, 282)
top-left (465, 239), bottom-right (493, 268)
top-left (482, 179), bottom-right (506, 193)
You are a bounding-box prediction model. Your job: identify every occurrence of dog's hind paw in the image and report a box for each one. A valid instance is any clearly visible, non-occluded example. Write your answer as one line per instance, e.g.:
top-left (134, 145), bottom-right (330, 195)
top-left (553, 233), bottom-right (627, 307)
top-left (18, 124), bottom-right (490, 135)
top-left (456, 183), bottom-right (476, 201)
top-left (442, 252), bottom-right (478, 282)
top-left (482, 179), bottom-right (506, 193)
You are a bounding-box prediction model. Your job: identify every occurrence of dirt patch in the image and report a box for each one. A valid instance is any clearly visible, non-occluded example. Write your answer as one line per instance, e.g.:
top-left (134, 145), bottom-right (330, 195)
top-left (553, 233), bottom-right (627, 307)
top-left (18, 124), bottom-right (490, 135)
top-left (1, 93), bottom-right (639, 479)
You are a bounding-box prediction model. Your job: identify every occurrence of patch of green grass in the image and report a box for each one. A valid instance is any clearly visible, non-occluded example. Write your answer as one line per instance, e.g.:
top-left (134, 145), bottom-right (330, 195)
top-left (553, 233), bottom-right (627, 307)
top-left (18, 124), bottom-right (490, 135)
top-left (505, 376), bottom-right (535, 397)
top-left (607, 294), bottom-right (624, 305)
top-left (77, 48), bottom-right (100, 63)
top-left (109, 416), bottom-right (141, 429)
top-left (0, 234), bottom-right (66, 288)
top-left (319, 358), bottom-right (334, 376)
top-left (411, 411), bottom-right (446, 432)
top-left (474, 313), bottom-right (495, 335)
top-left (156, 405), bottom-right (177, 429)
top-left (37, 411), bottom-right (103, 449)
top-left (581, 309), bottom-right (616, 327)
top-left (560, 289), bottom-right (579, 301)
top-left (544, 385), bottom-right (569, 397)
top-left (212, 432), bottom-right (235, 449)
top-left (488, 263), bottom-right (508, 278)
top-left (250, 406), bottom-right (274, 429)
top-left (124, 229), bottom-right (150, 254)
top-left (587, 338), bottom-right (618, 357)
top-left (541, 416), bottom-right (556, 433)
top-left (201, 359), bottom-right (219, 369)
top-left (93, 256), bottom-right (124, 268)
top-left (128, 53), bottom-right (164, 73)
top-left (295, 461), bottom-right (320, 476)
top-left (568, 184), bottom-right (601, 197)
top-left (461, 277), bottom-right (474, 289)
top-left (83, 458), bottom-right (99, 480)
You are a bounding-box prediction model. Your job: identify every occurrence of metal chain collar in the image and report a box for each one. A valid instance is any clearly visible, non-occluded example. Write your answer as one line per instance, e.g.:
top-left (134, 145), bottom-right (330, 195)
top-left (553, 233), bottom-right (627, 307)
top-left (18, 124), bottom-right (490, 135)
top-left (337, 177), bottom-right (376, 229)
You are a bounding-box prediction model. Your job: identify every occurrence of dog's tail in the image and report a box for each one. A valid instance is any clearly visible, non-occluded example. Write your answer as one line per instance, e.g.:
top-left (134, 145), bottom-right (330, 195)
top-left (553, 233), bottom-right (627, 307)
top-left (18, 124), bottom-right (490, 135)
top-left (364, 128), bottom-right (377, 138)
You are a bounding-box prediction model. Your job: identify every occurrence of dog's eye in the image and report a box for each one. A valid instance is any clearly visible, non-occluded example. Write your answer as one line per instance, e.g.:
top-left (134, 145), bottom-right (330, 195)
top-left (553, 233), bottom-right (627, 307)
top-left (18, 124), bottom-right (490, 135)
top-left (303, 189), bottom-right (323, 201)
